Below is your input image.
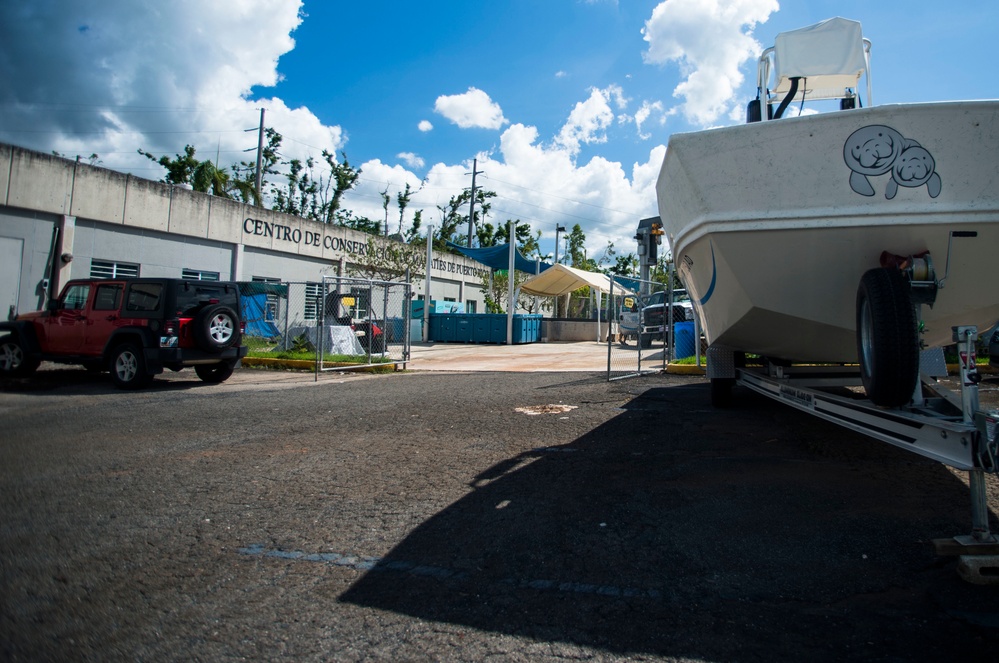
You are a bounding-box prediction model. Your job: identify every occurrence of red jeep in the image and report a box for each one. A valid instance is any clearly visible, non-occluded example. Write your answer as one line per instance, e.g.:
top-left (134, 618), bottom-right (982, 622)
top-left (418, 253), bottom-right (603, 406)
top-left (0, 278), bottom-right (248, 389)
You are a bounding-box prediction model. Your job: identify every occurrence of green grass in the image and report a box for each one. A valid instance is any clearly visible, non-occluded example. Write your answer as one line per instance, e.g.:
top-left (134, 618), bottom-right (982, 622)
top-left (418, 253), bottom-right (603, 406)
top-left (671, 355), bottom-right (707, 365)
top-left (243, 336), bottom-right (393, 364)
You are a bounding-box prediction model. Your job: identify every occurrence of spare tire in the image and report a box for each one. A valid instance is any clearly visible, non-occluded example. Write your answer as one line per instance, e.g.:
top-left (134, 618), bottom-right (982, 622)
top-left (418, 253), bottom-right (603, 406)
top-left (193, 304), bottom-right (240, 353)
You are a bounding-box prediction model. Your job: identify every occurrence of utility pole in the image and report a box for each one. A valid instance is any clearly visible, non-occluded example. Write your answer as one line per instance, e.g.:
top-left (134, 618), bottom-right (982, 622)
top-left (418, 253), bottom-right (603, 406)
top-left (465, 158), bottom-right (484, 246)
top-left (554, 225), bottom-right (566, 264)
top-left (254, 108), bottom-right (265, 205)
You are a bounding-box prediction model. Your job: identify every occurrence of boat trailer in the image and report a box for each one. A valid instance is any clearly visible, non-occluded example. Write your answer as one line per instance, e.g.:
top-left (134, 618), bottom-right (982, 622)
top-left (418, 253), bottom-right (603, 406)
top-left (707, 329), bottom-right (999, 584)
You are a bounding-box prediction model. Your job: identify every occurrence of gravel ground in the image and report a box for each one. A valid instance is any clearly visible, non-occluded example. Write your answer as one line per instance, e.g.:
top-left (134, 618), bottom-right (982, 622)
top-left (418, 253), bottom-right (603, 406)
top-left (1, 366), bottom-right (998, 661)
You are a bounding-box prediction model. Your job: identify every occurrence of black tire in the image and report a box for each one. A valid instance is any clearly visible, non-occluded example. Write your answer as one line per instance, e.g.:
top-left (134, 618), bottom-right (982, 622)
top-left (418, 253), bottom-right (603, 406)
top-left (710, 378), bottom-right (735, 408)
top-left (856, 268), bottom-right (919, 407)
top-left (193, 305), bottom-right (239, 353)
top-left (639, 333), bottom-right (652, 349)
top-left (0, 334), bottom-right (40, 377)
top-left (110, 342), bottom-right (152, 389)
top-left (195, 361), bottom-right (236, 384)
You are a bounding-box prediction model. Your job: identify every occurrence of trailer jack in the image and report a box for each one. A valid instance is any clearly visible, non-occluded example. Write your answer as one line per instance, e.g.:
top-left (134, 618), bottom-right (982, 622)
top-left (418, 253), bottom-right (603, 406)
top-left (932, 326), bottom-right (999, 584)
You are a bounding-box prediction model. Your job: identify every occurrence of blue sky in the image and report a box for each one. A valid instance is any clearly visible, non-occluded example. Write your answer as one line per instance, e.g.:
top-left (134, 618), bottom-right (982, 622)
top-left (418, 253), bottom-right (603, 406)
top-left (2, 0), bottom-right (997, 263)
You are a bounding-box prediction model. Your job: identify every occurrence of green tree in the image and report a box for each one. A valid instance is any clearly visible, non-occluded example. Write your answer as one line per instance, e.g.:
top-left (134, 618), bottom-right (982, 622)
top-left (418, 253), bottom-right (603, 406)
top-left (477, 220), bottom-right (543, 260)
top-left (271, 157), bottom-right (319, 217)
top-left (230, 128), bottom-right (283, 206)
top-left (337, 209), bottom-right (382, 235)
top-left (436, 189), bottom-right (496, 248)
top-left (404, 209), bottom-right (423, 243)
top-left (610, 252), bottom-right (639, 277)
top-left (394, 181), bottom-right (426, 237)
top-left (566, 223), bottom-right (596, 270)
top-left (138, 144), bottom-right (232, 197)
top-left (478, 270), bottom-right (550, 315)
top-left (321, 150), bottom-right (361, 223)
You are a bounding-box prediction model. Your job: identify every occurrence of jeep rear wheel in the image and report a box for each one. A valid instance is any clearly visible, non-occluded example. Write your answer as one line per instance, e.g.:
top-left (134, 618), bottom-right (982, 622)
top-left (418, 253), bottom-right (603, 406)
top-left (195, 361), bottom-right (236, 384)
top-left (0, 335), bottom-right (39, 377)
top-left (110, 343), bottom-right (152, 389)
top-left (193, 305), bottom-right (239, 353)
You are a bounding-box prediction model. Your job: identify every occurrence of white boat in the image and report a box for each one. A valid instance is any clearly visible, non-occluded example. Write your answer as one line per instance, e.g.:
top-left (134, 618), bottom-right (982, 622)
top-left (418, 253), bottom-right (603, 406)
top-left (656, 17), bottom-right (999, 406)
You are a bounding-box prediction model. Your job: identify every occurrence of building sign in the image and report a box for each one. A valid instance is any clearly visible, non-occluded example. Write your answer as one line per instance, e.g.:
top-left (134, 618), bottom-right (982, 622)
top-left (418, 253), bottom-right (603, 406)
top-left (243, 216), bottom-right (488, 279)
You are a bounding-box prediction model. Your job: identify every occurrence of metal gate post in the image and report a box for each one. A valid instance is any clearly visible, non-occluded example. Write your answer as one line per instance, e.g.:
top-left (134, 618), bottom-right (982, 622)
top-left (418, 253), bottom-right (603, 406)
top-left (316, 280), bottom-right (325, 382)
top-left (606, 278), bottom-right (613, 380)
top-left (403, 269), bottom-right (411, 365)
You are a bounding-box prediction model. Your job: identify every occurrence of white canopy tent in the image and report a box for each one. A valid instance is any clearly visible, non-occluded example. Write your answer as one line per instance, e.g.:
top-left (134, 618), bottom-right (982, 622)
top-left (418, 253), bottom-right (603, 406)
top-left (520, 264), bottom-right (634, 343)
top-left (520, 264), bottom-right (634, 297)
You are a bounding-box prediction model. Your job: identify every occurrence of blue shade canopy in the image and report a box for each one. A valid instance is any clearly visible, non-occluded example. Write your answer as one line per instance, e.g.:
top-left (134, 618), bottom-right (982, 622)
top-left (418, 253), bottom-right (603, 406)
top-left (446, 242), bottom-right (552, 274)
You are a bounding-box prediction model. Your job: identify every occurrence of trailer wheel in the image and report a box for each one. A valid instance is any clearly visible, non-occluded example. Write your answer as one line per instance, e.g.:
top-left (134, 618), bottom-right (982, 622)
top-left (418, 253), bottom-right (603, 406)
top-left (856, 268), bottom-right (919, 407)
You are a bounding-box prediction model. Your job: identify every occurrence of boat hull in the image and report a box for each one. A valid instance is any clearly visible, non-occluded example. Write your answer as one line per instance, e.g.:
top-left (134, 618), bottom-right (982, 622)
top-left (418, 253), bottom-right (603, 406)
top-left (656, 101), bottom-right (999, 362)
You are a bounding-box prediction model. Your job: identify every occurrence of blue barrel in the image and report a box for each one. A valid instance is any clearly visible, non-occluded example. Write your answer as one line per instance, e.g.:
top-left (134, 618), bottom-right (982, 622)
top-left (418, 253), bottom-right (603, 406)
top-left (674, 321), bottom-right (696, 359)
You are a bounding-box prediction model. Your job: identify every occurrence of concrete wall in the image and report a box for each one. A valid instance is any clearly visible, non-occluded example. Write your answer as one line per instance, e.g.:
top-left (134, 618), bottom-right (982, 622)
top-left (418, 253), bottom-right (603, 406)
top-left (0, 142), bottom-right (491, 315)
top-left (71, 220), bottom-right (235, 280)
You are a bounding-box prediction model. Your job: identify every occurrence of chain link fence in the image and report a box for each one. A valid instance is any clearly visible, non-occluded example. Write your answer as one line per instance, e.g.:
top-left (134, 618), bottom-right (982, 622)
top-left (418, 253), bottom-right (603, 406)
top-left (237, 276), bottom-right (412, 372)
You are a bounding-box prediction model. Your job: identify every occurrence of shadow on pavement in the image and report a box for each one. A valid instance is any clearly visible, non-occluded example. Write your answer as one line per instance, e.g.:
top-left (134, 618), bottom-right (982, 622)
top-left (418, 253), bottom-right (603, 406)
top-left (340, 384), bottom-right (999, 661)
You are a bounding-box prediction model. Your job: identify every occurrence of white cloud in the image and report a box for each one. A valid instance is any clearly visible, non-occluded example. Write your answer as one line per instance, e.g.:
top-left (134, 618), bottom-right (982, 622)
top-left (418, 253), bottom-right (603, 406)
top-left (0, 0), bottom-right (345, 177)
top-left (641, 0), bottom-right (778, 126)
top-left (397, 152), bottom-right (425, 169)
top-left (434, 87), bottom-right (508, 130)
top-left (555, 70), bottom-right (568, 78)
top-left (340, 81), bottom-right (666, 259)
top-left (556, 85), bottom-right (628, 154)
top-left (634, 100), bottom-right (665, 139)
top-left (0, 1), bottom-right (665, 259)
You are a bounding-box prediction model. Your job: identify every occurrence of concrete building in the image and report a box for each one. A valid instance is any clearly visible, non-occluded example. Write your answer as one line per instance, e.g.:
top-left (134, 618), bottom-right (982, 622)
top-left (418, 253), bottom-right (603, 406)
top-left (0, 143), bottom-right (490, 319)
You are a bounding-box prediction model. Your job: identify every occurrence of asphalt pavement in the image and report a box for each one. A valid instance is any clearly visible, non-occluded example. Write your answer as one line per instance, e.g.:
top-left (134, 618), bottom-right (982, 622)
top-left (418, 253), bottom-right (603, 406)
top-left (1, 347), bottom-right (998, 661)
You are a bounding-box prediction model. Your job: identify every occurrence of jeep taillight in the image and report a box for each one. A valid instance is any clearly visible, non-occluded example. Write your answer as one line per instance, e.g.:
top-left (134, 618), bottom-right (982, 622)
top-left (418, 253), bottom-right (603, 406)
top-left (161, 318), bottom-right (180, 348)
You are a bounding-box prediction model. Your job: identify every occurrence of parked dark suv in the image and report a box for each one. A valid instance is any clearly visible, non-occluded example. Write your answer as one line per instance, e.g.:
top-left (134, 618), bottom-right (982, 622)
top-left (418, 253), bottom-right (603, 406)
top-left (0, 278), bottom-right (248, 389)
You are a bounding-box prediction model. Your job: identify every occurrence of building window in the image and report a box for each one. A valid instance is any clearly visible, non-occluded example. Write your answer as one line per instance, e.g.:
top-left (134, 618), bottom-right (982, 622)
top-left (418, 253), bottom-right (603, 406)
top-left (304, 282), bottom-right (321, 321)
top-left (90, 259), bottom-right (139, 279)
top-left (182, 268), bottom-right (220, 281)
top-left (466, 300), bottom-right (477, 314)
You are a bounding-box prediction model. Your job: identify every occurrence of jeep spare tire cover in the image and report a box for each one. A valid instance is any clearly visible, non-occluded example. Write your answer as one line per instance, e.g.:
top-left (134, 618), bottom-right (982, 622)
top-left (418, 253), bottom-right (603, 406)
top-left (193, 304), bottom-right (239, 352)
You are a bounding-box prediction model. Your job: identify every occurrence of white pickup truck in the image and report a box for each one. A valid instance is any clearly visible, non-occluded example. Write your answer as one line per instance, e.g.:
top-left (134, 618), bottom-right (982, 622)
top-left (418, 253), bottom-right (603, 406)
top-left (620, 289), bottom-right (694, 348)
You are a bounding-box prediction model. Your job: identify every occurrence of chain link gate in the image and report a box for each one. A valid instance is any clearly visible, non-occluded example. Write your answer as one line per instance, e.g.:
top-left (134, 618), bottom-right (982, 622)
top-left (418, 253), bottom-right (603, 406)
top-left (317, 275), bottom-right (412, 373)
top-left (606, 277), bottom-right (697, 380)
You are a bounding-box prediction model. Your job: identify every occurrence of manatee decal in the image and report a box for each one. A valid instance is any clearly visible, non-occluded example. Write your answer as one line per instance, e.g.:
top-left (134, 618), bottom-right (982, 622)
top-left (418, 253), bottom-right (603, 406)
top-left (843, 125), bottom-right (942, 199)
